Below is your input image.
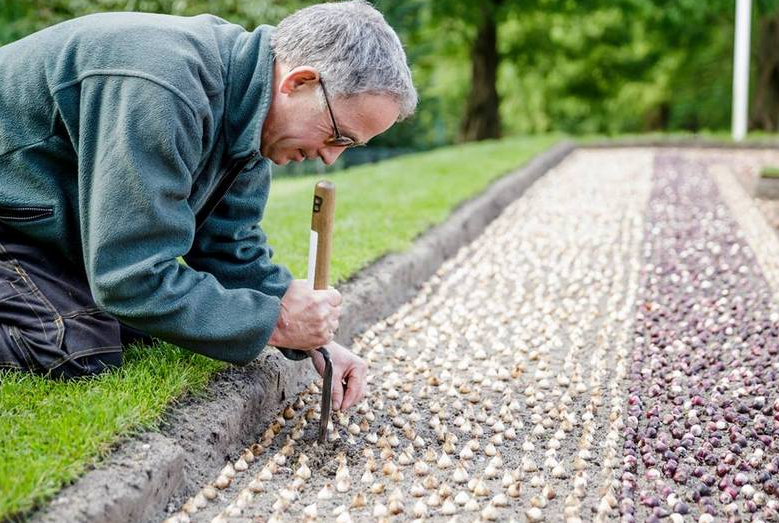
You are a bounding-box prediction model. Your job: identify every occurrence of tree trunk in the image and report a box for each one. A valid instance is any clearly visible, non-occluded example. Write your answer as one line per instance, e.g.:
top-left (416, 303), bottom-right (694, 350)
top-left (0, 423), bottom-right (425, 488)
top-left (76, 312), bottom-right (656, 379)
top-left (751, 11), bottom-right (779, 131)
top-left (459, 1), bottom-right (501, 142)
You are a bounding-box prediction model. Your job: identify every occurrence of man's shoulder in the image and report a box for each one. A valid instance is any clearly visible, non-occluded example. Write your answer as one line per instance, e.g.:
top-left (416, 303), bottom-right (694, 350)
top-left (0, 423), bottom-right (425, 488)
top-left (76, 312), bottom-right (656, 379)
top-left (61, 11), bottom-right (233, 44)
top-left (45, 12), bottom-right (243, 102)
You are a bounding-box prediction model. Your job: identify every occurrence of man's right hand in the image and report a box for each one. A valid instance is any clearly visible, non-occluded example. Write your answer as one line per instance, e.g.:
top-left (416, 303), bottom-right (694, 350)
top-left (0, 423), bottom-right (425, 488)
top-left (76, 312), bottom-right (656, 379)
top-left (268, 279), bottom-right (342, 350)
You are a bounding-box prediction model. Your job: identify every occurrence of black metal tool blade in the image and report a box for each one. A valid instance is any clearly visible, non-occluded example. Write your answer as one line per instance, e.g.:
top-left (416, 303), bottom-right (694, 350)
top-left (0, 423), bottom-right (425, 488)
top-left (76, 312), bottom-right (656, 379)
top-left (317, 347), bottom-right (333, 444)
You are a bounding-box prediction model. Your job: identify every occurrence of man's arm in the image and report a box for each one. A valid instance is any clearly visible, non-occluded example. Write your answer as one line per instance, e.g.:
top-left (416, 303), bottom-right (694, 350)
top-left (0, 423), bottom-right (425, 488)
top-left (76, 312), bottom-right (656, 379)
top-left (77, 75), bottom-right (281, 364)
top-left (183, 159), bottom-right (293, 299)
top-left (182, 161), bottom-right (325, 361)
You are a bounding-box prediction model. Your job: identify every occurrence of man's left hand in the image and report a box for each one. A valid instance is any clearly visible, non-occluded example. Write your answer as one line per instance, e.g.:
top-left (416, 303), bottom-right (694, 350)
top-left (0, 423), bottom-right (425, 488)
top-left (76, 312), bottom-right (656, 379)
top-left (310, 341), bottom-right (368, 412)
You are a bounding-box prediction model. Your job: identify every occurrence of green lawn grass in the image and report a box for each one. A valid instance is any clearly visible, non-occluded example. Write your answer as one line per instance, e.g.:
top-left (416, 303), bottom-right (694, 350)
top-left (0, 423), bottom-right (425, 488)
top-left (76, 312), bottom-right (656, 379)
top-left (576, 130), bottom-right (779, 145)
top-left (0, 343), bottom-right (225, 520)
top-left (265, 135), bottom-right (562, 281)
top-left (0, 134), bottom-right (561, 520)
top-left (760, 166), bottom-right (779, 179)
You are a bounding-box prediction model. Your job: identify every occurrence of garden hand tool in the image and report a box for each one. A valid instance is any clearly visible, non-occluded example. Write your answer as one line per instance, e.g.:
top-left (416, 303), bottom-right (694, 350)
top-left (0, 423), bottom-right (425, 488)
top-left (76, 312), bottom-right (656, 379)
top-left (308, 180), bottom-right (336, 444)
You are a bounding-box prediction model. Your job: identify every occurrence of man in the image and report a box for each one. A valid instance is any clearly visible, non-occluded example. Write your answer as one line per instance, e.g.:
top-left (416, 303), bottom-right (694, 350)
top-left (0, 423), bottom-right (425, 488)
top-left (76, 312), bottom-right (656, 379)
top-left (0, 1), bottom-right (416, 412)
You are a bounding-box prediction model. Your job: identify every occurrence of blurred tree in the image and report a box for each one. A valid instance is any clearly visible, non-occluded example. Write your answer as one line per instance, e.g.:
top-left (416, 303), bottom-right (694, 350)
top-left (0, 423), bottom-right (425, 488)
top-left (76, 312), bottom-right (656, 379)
top-left (2, 0), bottom-right (777, 141)
top-left (456, 0), bottom-right (502, 141)
top-left (418, 0), bottom-right (526, 142)
top-left (753, 0), bottom-right (779, 131)
top-left (498, 0), bottom-right (743, 134)
top-left (630, 0), bottom-right (734, 131)
top-left (0, 0), bottom-right (303, 42)
top-left (371, 0), bottom-right (474, 149)
top-left (380, 0), bottom-right (512, 143)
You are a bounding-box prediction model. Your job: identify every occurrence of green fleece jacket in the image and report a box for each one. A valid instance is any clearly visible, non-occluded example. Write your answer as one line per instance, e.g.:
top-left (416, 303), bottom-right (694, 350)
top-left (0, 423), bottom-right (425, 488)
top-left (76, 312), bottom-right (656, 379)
top-left (0, 12), bottom-right (300, 365)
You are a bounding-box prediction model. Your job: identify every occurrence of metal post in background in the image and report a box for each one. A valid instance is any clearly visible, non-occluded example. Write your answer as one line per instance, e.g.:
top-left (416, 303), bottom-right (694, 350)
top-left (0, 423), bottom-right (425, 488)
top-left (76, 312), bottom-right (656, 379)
top-left (732, 0), bottom-right (752, 142)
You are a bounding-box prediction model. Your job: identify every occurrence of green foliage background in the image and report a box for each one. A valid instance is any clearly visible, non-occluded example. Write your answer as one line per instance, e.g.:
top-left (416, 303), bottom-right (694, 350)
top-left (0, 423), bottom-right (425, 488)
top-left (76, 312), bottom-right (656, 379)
top-left (1, 0), bottom-right (777, 146)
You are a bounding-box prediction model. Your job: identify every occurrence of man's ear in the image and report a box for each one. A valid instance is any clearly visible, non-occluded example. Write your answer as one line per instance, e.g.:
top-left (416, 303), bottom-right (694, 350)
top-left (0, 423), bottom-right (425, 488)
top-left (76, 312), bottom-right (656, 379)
top-left (279, 66), bottom-right (320, 95)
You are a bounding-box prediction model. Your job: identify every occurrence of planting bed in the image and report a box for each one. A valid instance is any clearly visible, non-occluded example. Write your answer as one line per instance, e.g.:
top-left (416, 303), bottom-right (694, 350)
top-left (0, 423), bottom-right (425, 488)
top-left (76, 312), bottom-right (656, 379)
top-left (163, 148), bottom-right (779, 523)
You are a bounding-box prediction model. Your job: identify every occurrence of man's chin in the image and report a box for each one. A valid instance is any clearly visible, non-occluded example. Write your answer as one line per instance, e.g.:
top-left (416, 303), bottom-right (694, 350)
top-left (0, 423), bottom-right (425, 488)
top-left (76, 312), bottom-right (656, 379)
top-left (267, 151), bottom-right (290, 166)
top-left (268, 151), bottom-right (302, 166)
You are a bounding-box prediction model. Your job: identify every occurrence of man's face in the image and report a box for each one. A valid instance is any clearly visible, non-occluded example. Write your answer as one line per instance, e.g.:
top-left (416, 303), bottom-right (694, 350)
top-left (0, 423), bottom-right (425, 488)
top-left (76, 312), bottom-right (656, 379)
top-left (261, 66), bottom-right (401, 166)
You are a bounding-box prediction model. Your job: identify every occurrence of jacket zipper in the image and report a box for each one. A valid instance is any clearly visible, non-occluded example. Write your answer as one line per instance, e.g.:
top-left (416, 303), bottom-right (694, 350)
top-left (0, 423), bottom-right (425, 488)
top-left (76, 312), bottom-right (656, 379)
top-left (195, 152), bottom-right (259, 233)
top-left (0, 206), bottom-right (54, 221)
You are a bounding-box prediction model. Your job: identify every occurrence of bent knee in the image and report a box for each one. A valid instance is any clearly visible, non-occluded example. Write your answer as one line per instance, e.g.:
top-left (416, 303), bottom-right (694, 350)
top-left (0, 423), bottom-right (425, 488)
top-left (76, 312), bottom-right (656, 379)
top-left (0, 308), bottom-right (124, 379)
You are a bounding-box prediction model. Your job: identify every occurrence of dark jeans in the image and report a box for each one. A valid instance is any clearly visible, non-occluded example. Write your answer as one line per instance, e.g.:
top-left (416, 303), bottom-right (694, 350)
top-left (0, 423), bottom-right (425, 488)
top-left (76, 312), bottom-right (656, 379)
top-left (0, 224), bottom-right (152, 378)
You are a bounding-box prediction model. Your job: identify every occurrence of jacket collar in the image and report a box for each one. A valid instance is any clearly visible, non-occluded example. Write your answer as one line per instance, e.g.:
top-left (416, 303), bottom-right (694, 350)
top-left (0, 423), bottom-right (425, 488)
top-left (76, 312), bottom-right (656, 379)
top-left (223, 25), bottom-right (275, 160)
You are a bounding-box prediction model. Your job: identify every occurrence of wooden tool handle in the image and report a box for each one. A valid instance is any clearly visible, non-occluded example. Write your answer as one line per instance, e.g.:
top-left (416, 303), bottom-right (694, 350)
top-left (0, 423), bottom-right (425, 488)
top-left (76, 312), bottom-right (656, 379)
top-left (310, 180), bottom-right (335, 291)
top-left (311, 181), bottom-right (336, 440)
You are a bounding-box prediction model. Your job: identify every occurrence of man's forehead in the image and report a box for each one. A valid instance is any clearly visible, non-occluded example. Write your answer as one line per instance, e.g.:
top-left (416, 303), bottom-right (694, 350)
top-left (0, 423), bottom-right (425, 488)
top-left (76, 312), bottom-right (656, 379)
top-left (341, 94), bottom-right (400, 140)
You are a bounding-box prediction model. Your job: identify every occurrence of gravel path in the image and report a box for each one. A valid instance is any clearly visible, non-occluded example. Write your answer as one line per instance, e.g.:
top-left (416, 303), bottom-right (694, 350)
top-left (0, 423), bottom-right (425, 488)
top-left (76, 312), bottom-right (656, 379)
top-left (163, 148), bottom-right (779, 523)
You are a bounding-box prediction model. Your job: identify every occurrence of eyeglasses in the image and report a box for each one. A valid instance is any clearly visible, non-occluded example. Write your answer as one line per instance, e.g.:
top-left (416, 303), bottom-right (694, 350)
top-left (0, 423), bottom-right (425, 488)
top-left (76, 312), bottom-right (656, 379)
top-left (320, 78), bottom-right (366, 148)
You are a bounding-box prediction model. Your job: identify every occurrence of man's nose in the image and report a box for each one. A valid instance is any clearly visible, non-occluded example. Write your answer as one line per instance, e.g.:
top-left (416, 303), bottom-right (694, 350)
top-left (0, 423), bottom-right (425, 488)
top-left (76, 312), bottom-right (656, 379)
top-left (319, 147), bottom-right (345, 166)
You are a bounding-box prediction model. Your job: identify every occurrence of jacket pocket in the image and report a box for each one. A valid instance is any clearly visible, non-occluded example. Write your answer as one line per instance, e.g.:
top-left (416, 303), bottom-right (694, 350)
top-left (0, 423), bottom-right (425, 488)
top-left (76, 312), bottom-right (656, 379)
top-left (0, 262), bottom-right (64, 371)
top-left (0, 205), bottom-right (54, 222)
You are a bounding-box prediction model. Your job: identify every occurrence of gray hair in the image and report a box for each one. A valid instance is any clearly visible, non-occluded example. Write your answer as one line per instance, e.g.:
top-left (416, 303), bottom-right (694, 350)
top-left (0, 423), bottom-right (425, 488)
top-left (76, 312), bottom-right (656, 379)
top-left (271, 1), bottom-right (417, 120)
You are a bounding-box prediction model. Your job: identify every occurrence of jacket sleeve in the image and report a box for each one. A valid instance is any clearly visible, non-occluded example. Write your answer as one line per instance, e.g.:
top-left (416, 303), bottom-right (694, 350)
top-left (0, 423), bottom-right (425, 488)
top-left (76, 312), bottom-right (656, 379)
top-left (183, 160), bottom-right (305, 362)
top-left (183, 159), bottom-right (293, 301)
top-left (76, 75), bottom-right (281, 365)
